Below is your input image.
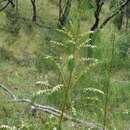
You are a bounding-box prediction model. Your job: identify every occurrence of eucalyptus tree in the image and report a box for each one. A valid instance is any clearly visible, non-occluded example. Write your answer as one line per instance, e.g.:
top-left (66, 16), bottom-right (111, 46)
top-left (90, 0), bottom-right (105, 31)
top-left (86, 0), bottom-right (130, 57)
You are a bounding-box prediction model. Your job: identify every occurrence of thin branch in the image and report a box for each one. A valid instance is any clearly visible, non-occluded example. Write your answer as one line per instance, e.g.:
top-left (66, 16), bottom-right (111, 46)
top-left (100, 0), bottom-right (130, 29)
top-left (91, 0), bottom-right (105, 31)
top-left (0, 83), bottom-right (103, 129)
top-left (0, 1), bottom-right (10, 11)
top-left (12, 99), bottom-right (102, 129)
top-left (0, 0), bottom-right (15, 12)
top-left (8, 0), bottom-right (15, 7)
top-left (0, 84), bottom-right (16, 99)
top-left (30, 0), bottom-right (37, 22)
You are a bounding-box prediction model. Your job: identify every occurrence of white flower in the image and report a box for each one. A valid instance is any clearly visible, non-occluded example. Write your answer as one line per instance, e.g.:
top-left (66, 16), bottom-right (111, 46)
top-left (52, 127), bottom-right (57, 130)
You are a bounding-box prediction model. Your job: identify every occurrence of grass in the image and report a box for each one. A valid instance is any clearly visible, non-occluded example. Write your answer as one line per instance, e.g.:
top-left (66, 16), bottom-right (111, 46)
top-left (0, 0), bottom-right (130, 129)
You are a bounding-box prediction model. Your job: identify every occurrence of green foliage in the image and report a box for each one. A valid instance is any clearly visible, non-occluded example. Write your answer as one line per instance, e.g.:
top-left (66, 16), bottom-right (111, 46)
top-left (35, 53), bottom-right (58, 73)
top-left (4, 8), bottom-right (20, 35)
top-left (67, 54), bottom-right (75, 72)
top-left (0, 0), bottom-right (130, 130)
top-left (117, 34), bottom-right (130, 59)
top-left (78, 0), bottom-right (94, 15)
top-left (0, 47), bottom-right (15, 61)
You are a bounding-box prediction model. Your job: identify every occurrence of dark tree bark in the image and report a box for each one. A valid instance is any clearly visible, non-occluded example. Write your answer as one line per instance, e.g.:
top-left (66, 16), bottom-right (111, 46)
top-left (31, 0), bottom-right (37, 22)
top-left (8, 0), bottom-right (15, 7)
top-left (87, 0), bottom-right (105, 57)
top-left (91, 0), bottom-right (105, 31)
top-left (0, 0), bottom-right (15, 12)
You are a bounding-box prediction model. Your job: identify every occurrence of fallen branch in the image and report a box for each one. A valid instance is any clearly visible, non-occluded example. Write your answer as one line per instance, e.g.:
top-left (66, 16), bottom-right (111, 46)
top-left (0, 83), bottom-right (103, 129)
top-left (0, 83), bottom-right (16, 99)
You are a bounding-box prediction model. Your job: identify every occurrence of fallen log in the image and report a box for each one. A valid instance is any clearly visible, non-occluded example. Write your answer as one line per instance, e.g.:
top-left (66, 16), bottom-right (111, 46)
top-left (0, 83), bottom-right (103, 129)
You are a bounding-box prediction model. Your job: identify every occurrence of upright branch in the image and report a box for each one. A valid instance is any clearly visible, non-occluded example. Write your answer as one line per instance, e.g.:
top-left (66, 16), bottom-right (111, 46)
top-left (30, 0), bottom-right (37, 22)
top-left (91, 0), bottom-right (105, 31)
top-left (87, 0), bottom-right (105, 57)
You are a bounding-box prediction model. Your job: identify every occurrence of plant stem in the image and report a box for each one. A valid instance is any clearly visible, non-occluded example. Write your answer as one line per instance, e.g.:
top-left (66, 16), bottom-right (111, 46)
top-left (58, 70), bottom-right (73, 129)
top-left (103, 32), bottom-right (115, 130)
top-left (103, 78), bottom-right (110, 130)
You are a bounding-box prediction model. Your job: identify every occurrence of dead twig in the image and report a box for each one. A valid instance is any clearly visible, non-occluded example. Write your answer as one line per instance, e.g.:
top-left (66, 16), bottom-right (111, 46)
top-left (0, 83), bottom-right (103, 129)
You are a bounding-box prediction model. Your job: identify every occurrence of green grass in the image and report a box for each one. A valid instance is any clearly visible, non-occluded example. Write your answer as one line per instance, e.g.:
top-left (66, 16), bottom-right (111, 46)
top-left (0, 0), bottom-right (130, 130)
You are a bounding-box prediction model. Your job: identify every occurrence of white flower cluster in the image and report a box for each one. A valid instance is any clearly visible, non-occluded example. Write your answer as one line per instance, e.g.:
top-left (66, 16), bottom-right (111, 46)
top-left (0, 125), bottom-right (16, 130)
top-left (35, 84), bottom-right (63, 96)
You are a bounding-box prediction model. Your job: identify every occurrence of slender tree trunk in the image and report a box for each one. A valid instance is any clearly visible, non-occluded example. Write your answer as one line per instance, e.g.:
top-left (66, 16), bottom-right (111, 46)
top-left (90, 0), bottom-right (105, 31)
top-left (86, 0), bottom-right (105, 58)
top-left (31, 0), bottom-right (37, 22)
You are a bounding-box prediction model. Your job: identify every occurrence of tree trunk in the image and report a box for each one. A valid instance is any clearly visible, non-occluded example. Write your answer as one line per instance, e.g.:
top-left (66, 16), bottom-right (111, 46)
top-left (31, 0), bottom-right (37, 22)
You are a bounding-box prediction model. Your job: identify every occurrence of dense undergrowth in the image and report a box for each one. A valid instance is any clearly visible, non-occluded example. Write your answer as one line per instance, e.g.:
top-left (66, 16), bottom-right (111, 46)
top-left (0, 0), bottom-right (130, 130)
